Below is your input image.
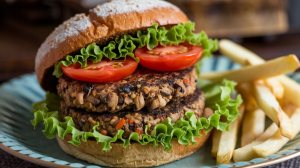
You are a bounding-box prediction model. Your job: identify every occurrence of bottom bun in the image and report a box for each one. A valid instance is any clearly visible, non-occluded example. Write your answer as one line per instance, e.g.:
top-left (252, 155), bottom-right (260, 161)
top-left (56, 130), bottom-right (211, 167)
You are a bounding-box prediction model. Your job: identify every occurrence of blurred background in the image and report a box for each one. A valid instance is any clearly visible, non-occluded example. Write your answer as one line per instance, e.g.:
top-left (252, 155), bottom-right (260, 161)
top-left (0, 0), bottom-right (300, 84)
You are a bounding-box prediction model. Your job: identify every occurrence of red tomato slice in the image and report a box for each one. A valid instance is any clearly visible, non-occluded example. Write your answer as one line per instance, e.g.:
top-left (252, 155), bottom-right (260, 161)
top-left (62, 58), bottom-right (138, 83)
top-left (135, 43), bottom-right (203, 71)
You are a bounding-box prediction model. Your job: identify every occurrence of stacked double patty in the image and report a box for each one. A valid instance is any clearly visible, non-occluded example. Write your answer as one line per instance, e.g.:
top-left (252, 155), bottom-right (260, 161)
top-left (57, 66), bottom-right (206, 138)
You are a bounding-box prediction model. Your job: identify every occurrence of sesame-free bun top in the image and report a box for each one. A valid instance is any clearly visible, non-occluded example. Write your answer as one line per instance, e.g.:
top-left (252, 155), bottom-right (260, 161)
top-left (35, 0), bottom-right (189, 92)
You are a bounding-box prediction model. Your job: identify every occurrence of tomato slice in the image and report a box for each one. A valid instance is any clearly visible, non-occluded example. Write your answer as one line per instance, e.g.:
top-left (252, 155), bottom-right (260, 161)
top-left (62, 58), bottom-right (138, 83)
top-left (135, 43), bottom-right (203, 71)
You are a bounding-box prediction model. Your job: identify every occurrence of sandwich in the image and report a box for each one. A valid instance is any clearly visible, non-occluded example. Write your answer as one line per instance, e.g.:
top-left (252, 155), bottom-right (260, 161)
top-left (31, 0), bottom-right (242, 167)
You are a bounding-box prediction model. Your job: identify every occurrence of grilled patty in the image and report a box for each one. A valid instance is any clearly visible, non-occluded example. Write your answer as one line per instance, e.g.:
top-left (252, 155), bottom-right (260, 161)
top-left (61, 88), bottom-right (205, 139)
top-left (57, 66), bottom-right (197, 113)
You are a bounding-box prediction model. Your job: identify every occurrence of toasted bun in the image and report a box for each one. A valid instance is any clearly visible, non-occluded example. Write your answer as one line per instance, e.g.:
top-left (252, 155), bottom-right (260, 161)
top-left (35, 0), bottom-right (189, 92)
top-left (56, 130), bottom-right (211, 167)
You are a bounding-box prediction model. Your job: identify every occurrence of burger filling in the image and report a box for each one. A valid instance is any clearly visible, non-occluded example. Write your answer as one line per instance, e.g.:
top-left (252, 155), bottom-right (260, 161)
top-left (61, 88), bottom-right (205, 139)
top-left (57, 66), bottom-right (197, 113)
top-left (32, 79), bottom-right (242, 151)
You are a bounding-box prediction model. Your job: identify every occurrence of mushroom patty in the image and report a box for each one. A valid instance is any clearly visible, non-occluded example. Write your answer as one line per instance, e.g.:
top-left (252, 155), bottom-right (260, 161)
top-left (57, 66), bottom-right (197, 113)
top-left (61, 88), bottom-right (206, 139)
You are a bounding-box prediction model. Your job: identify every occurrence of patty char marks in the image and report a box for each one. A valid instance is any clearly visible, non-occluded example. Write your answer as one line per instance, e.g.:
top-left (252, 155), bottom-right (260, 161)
top-left (57, 66), bottom-right (197, 113)
top-left (61, 88), bottom-right (205, 139)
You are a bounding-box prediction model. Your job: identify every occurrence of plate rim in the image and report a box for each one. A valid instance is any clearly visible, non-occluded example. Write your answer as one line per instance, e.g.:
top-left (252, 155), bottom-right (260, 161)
top-left (1, 140), bottom-right (300, 168)
top-left (242, 151), bottom-right (300, 168)
top-left (0, 142), bottom-right (70, 168)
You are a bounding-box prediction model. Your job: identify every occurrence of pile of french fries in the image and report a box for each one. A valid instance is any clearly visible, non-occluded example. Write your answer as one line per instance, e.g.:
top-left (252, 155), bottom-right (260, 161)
top-left (201, 39), bottom-right (300, 165)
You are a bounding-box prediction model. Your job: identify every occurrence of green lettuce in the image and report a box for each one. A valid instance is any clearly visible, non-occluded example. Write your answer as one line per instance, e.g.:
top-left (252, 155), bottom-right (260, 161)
top-left (31, 79), bottom-right (241, 151)
top-left (198, 79), bottom-right (243, 131)
top-left (53, 22), bottom-right (218, 78)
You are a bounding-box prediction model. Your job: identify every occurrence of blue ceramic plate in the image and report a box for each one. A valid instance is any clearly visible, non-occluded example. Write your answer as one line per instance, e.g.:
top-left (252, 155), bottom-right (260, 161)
top-left (1, 56), bottom-right (300, 168)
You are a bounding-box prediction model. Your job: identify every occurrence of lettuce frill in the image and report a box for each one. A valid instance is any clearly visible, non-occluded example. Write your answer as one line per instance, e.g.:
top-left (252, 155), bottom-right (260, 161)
top-left (53, 22), bottom-right (218, 78)
top-left (31, 79), bottom-right (241, 152)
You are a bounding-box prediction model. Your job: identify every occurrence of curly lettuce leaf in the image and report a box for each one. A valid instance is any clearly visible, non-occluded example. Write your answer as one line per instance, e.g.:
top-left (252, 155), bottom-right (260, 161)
top-left (198, 79), bottom-right (243, 131)
top-left (53, 22), bottom-right (218, 78)
top-left (31, 79), bottom-right (240, 151)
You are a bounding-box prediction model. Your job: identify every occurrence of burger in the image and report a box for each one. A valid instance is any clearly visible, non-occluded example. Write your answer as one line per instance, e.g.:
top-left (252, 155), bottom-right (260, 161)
top-left (31, 0), bottom-right (242, 167)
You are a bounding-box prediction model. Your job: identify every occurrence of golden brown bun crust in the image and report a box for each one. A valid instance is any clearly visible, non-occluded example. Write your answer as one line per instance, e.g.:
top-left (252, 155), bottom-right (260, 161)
top-left (56, 130), bottom-right (211, 167)
top-left (35, 0), bottom-right (189, 92)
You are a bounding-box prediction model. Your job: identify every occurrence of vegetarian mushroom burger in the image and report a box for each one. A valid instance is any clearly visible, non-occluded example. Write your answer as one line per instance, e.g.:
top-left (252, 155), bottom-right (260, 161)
top-left (31, 0), bottom-right (242, 167)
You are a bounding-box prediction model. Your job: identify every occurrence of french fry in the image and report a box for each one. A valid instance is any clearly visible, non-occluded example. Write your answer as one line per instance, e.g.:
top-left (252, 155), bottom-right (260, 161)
top-left (216, 104), bottom-right (245, 165)
top-left (236, 84), bottom-right (265, 147)
top-left (282, 101), bottom-right (297, 117)
top-left (233, 123), bottom-right (278, 162)
top-left (264, 77), bottom-right (284, 99)
top-left (252, 129), bottom-right (283, 158)
top-left (277, 76), bottom-right (300, 108)
top-left (277, 97), bottom-right (285, 108)
top-left (219, 39), bottom-right (264, 65)
top-left (219, 39), bottom-right (300, 108)
top-left (280, 112), bottom-right (294, 139)
top-left (252, 107), bottom-right (300, 158)
top-left (236, 83), bottom-right (257, 111)
top-left (199, 55), bottom-right (300, 83)
top-left (252, 81), bottom-right (281, 125)
top-left (211, 129), bottom-right (222, 158)
top-left (241, 109), bottom-right (265, 147)
top-left (252, 81), bottom-right (293, 139)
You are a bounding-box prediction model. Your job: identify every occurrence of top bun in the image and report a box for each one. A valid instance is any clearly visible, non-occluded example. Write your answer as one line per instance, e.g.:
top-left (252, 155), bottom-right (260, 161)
top-left (35, 0), bottom-right (189, 92)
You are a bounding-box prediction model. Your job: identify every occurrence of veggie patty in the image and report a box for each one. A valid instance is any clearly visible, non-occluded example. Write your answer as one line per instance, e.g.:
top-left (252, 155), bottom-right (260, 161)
top-left (61, 88), bottom-right (206, 139)
top-left (57, 66), bottom-right (197, 113)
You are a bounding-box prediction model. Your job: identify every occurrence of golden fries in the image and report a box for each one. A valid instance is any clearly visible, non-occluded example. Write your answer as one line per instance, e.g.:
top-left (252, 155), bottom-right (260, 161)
top-left (241, 109), bottom-right (265, 147)
top-left (219, 39), bottom-right (300, 108)
top-left (252, 81), bottom-right (281, 125)
top-left (252, 129), bottom-right (284, 158)
top-left (280, 112), bottom-right (294, 139)
top-left (233, 123), bottom-right (278, 162)
top-left (252, 108), bottom-right (300, 157)
top-left (211, 129), bottom-right (222, 158)
top-left (264, 77), bottom-right (284, 99)
top-left (282, 101), bottom-right (297, 117)
top-left (236, 83), bottom-right (265, 147)
top-left (216, 104), bottom-right (245, 165)
top-left (236, 83), bottom-right (257, 111)
top-left (210, 39), bottom-right (300, 165)
top-left (252, 81), bottom-right (293, 139)
top-left (199, 55), bottom-right (300, 83)
top-left (219, 39), bottom-right (264, 65)
top-left (277, 76), bottom-right (300, 108)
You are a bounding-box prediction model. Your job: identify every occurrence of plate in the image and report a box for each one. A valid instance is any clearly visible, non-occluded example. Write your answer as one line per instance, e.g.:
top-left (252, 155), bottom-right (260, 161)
top-left (1, 56), bottom-right (300, 168)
